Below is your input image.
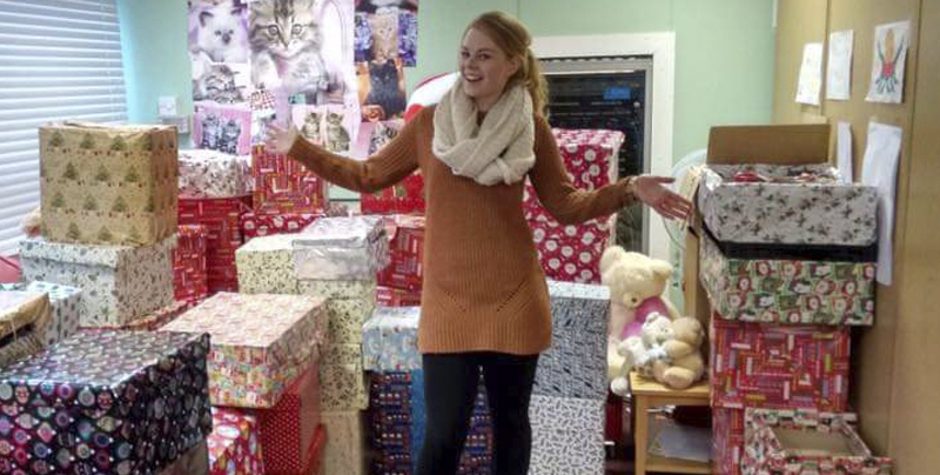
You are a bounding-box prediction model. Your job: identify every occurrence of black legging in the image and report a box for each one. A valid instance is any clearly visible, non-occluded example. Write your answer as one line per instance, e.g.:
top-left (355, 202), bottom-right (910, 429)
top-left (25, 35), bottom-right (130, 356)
top-left (416, 352), bottom-right (540, 475)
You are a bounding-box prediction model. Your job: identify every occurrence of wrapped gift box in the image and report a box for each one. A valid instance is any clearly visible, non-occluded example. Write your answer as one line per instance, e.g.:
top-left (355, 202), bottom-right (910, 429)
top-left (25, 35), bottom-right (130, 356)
top-left (533, 281), bottom-right (609, 400)
top-left (325, 295), bottom-right (376, 344)
top-left (0, 291), bottom-right (50, 367)
top-left (742, 409), bottom-right (892, 475)
top-left (294, 425), bottom-right (327, 475)
top-left (207, 408), bottom-right (265, 475)
top-left (321, 362), bottom-right (368, 411)
top-left (247, 365), bottom-right (321, 473)
top-left (161, 292), bottom-right (327, 408)
top-left (360, 172), bottom-right (426, 215)
top-left (298, 278), bottom-right (376, 301)
top-left (252, 145), bottom-right (327, 215)
top-left (0, 330), bottom-right (212, 475)
top-left (711, 317), bottom-right (851, 411)
top-left (19, 235), bottom-right (175, 327)
top-left (377, 215), bottom-right (425, 292)
top-left (529, 216), bottom-right (615, 283)
top-left (714, 407), bottom-right (745, 475)
top-left (529, 395), bottom-right (605, 475)
top-left (322, 411), bottom-right (368, 475)
top-left (700, 231), bottom-right (876, 325)
top-left (698, 164), bottom-right (878, 248)
top-left (236, 234), bottom-right (299, 294)
top-left (179, 149), bottom-right (253, 199)
top-left (95, 300), bottom-right (193, 331)
top-left (293, 216), bottom-right (389, 281)
top-left (39, 123), bottom-right (178, 246)
top-left (1, 280), bottom-right (81, 347)
top-left (179, 196), bottom-right (252, 293)
top-left (362, 305), bottom-right (420, 372)
top-left (174, 224), bottom-right (209, 303)
top-left (376, 285), bottom-right (422, 306)
top-left (160, 440), bottom-right (209, 475)
top-left (322, 342), bottom-right (362, 366)
top-left (241, 211), bottom-right (321, 239)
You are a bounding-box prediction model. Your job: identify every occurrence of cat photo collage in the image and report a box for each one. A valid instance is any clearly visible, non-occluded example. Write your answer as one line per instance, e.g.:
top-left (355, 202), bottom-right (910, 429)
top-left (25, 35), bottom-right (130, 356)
top-left (354, 0), bottom-right (418, 124)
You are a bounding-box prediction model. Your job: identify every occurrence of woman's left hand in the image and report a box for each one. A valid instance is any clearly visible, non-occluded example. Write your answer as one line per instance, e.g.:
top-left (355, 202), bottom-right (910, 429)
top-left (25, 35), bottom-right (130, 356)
top-left (632, 176), bottom-right (693, 221)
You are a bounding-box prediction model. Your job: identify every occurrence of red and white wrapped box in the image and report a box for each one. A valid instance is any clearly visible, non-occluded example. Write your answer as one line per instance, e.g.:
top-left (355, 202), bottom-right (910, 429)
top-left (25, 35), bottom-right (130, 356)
top-left (376, 286), bottom-right (422, 307)
top-left (710, 316), bottom-right (851, 412)
top-left (247, 364), bottom-right (321, 473)
top-left (207, 408), bottom-right (265, 475)
top-left (361, 172), bottom-right (426, 215)
top-left (179, 196), bottom-right (252, 293)
top-left (377, 215), bottom-right (425, 291)
top-left (240, 212), bottom-right (322, 240)
top-left (529, 215), bottom-right (615, 284)
top-left (252, 145), bottom-right (328, 215)
top-left (713, 407), bottom-right (745, 475)
top-left (174, 224), bottom-right (209, 304)
top-left (300, 425), bottom-right (327, 475)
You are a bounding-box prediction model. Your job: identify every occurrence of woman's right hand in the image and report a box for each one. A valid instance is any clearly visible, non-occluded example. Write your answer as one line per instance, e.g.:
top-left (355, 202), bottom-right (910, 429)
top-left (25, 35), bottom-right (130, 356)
top-left (264, 124), bottom-right (299, 156)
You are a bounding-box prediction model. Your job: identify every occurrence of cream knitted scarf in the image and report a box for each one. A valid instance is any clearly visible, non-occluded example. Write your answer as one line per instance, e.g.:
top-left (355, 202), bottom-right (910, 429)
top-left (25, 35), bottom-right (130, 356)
top-left (432, 79), bottom-right (535, 186)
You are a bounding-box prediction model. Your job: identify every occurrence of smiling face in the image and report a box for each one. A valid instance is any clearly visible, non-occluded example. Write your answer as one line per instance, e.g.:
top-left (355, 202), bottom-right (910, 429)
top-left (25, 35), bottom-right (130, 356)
top-left (458, 27), bottom-right (520, 112)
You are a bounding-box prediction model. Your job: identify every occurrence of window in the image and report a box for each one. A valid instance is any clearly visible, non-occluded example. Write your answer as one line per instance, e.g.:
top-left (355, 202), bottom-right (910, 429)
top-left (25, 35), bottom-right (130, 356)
top-left (0, 0), bottom-right (127, 255)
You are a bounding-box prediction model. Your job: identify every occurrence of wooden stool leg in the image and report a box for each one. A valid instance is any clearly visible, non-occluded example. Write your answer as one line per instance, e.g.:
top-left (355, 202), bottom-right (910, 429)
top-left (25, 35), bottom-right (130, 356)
top-left (634, 395), bottom-right (649, 475)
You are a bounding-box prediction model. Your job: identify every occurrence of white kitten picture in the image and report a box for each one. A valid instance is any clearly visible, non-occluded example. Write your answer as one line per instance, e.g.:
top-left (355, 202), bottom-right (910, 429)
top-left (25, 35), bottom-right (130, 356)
top-left (193, 0), bottom-right (249, 63)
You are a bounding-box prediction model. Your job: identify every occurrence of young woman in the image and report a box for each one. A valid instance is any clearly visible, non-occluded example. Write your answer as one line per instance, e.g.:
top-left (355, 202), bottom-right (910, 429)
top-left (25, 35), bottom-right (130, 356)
top-left (266, 11), bottom-right (692, 475)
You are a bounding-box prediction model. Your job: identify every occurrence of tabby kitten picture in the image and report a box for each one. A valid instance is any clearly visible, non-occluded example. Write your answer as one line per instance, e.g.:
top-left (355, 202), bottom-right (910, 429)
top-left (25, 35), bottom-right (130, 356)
top-left (325, 112), bottom-right (350, 152)
top-left (300, 111), bottom-right (323, 144)
top-left (368, 121), bottom-right (398, 155)
top-left (368, 13), bottom-right (398, 63)
top-left (249, 0), bottom-right (343, 99)
top-left (199, 114), bottom-right (222, 149)
top-left (193, 63), bottom-right (247, 103)
top-left (366, 59), bottom-right (406, 118)
top-left (220, 119), bottom-right (242, 154)
top-left (194, 0), bottom-right (248, 63)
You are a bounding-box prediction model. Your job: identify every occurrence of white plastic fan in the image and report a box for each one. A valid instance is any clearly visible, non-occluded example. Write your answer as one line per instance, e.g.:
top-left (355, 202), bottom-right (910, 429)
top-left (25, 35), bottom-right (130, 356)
top-left (665, 148), bottom-right (706, 251)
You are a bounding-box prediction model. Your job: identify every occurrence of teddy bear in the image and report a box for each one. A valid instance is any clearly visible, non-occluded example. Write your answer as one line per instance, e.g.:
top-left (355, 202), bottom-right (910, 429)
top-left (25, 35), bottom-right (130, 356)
top-left (611, 315), bottom-right (707, 393)
top-left (600, 246), bottom-right (680, 384)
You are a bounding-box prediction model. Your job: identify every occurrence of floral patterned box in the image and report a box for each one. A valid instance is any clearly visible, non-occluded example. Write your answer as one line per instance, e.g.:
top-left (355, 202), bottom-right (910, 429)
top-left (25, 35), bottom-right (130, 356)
top-left (533, 281), bottom-right (609, 400)
top-left (293, 216), bottom-right (390, 281)
top-left (529, 395), bottom-right (605, 475)
top-left (698, 164), bottom-right (878, 247)
top-left (179, 149), bottom-right (253, 199)
top-left (322, 411), bottom-right (368, 475)
top-left (159, 440), bottom-right (209, 475)
top-left (325, 295), bottom-right (376, 344)
top-left (252, 146), bottom-right (327, 215)
top-left (529, 215), bottom-right (615, 284)
top-left (19, 235), bottom-right (176, 327)
top-left (0, 291), bottom-right (50, 367)
top-left (742, 409), bottom-right (892, 475)
top-left (298, 278), bottom-right (376, 301)
top-left (39, 123), bottom-right (178, 246)
top-left (160, 292), bottom-right (327, 408)
top-left (240, 211), bottom-right (321, 239)
top-left (178, 196), bottom-right (252, 293)
top-left (320, 362), bottom-right (368, 411)
top-left (378, 215), bottom-right (425, 292)
top-left (236, 234), bottom-right (299, 294)
top-left (363, 306), bottom-right (421, 372)
top-left (207, 408), bottom-right (265, 475)
top-left (0, 330), bottom-right (213, 475)
top-left (174, 224), bottom-right (209, 304)
top-left (700, 231), bottom-right (876, 325)
top-left (1, 280), bottom-right (81, 347)
top-left (711, 317), bottom-right (851, 411)
top-left (714, 407), bottom-right (746, 475)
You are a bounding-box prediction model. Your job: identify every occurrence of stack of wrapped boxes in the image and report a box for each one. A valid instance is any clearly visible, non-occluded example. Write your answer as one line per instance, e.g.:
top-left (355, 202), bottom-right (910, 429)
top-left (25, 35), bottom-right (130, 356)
top-left (697, 161), bottom-right (886, 474)
top-left (524, 129), bottom-right (622, 284)
top-left (160, 292), bottom-right (329, 474)
top-left (174, 223), bottom-right (209, 303)
top-left (362, 306), bottom-right (495, 475)
top-left (528, 280), bottom-right (610, 475)
top-left (377, 214), bottom-right (425, 306)
top-left (246, 144), bottom-right (328, 235)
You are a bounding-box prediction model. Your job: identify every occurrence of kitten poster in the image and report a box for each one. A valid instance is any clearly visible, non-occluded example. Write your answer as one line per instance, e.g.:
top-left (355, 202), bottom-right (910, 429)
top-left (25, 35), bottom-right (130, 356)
top-left (350, 119), bottom-right (404, 159)
top-left (188, 0), bottom-right (251, 105)
top-left (191, 59), bottom-right (251, 105)
top-left (194, 104), bottom-right (252, 156)
top-left (354, 0), bottom-right (419, 66)
top-left (248, 0), bottom-right (357, 109)
top-left (866, 21), bottom-right (910, 104)
top-left (356, 58), bottom-right (407, 120)
top-left (292, 104), bottom-right (356, 153)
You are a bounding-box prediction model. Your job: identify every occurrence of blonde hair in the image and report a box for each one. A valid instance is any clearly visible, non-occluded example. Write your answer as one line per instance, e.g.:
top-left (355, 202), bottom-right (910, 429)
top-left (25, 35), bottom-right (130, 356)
top-left (467, 11), bottom-right (549, 117)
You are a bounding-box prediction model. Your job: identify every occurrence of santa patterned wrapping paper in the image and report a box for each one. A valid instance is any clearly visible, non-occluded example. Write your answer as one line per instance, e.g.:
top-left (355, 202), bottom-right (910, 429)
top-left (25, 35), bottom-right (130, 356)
top-left (711, 318), bottom-right (851, 411)
top-left (360, 172), bottom-right (426, 215)
top-left (293, 216), bottom-right (390, 281)
top-left (376, 285), bottom-right (422, 307)
top-left (159, 440), bottom-right (209, 475)
top-left (699, 164), bottom-right (878, 247)
top-left (179, 196), bottom-right (252, 293)
top-left (0, 330), bottom-right (213, 475)
top-left (160, 292), bottom-right (327, 408)
top-left (320, 362), bottom-right (368, 411)
top-left (533, 281), bottom-right (609, 400)
top-left (39, 123), bottom-right (178, 246)
top-left (252, 146), bottom-right (327, 215)
top-left (194, 103), bottom-right (252, 156)
top-left (528, 215), bottom-right (615, 284)
top-left (714, 407), bottom-right (745, 475)
top-left (0, 291), bottom-right (50, 368)
top-left (247, 365), bottom-right (321, 473)
top-left (528, 395), bottom-right (605, 475)
top-left (362, 306), bottom-right (420, 372)
top-left (207, 408), bottom-right (265, 475)
top-left (178, 149), bottom-right (253, 199)
top-left (19, 235), bottom-right (175, 327)
top-left (241, 211), bottom-right (321, 239)
top-left (700, 231), bottom-right (876, 325)
top-left (236, 234), bottom-right (299, 294)
top-left (377, 215), bottom-right (424, 292)
top-left (174, 224), bottom-right (209, 303)
top-left (325, 296), bottom-right (376, 344)
top-left (1, 280), bottom-right (81, 347)
top-left (298, 278), bottom-right (376, 301)
top-left (321, 411), bottom-right (368, 475)
top-left (742, 409), bottom-right (892, 475)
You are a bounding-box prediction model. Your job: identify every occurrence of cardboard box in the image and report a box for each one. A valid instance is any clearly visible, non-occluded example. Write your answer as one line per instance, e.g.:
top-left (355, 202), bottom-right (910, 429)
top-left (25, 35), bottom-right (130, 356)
top-left (706, 125), bottom-right (830, 165)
